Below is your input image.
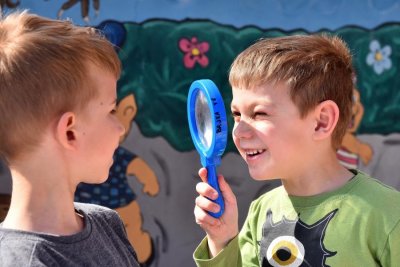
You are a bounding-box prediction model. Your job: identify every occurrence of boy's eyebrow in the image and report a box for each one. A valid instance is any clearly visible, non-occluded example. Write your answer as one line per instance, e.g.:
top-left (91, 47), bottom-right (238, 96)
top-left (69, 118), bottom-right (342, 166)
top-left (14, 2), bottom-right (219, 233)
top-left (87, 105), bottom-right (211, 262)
top-left (230, 100), bottom-right (276, 109)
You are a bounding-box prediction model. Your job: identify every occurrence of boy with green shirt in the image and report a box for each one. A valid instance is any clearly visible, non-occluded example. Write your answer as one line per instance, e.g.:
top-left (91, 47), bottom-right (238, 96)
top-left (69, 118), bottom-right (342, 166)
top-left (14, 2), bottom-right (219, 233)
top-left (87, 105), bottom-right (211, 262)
top-left (193, 35), bottom-right (400, 266)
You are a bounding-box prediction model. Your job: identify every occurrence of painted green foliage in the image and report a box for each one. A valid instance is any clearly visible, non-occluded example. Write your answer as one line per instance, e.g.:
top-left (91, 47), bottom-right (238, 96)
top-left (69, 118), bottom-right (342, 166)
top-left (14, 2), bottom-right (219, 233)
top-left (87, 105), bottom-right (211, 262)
top-left (117, 20), bottom-right (400, 152)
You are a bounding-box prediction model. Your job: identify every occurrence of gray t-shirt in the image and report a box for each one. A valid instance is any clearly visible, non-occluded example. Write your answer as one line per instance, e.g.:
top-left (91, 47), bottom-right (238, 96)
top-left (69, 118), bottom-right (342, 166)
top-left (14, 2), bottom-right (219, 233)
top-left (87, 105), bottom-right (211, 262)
top-left (0, 203), bottom-right (140, 266)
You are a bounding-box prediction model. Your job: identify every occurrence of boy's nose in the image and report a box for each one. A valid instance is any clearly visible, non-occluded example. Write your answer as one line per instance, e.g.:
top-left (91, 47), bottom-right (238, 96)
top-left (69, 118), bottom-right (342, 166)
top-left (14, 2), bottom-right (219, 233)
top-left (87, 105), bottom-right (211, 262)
top-left (233, 120), bottom-right (252, 139)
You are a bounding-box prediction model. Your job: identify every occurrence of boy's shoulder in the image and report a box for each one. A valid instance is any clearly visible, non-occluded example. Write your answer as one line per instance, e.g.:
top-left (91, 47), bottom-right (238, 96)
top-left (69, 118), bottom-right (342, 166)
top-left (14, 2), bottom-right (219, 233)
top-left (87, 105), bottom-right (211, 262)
top-left (348, 170), bottom-right (399, 197)
top-left (248, 170), bottom-right (400, 214)
top-left (0, 229), bottom-right (41, 266)
top-left (0, 203), bottom-right (136, 267)
top-left (257, 185), bottom-right (285, 199)
top-left (350, 170), bottom-right (400, 211)
top-left (74, 202), bottom-right (123, 228)
top-left (0, 222), bottom-right (63, 266)
top-left (248, 185), bottom-right (286, 211)
top-left (74, 202), bottom-right (115, 215)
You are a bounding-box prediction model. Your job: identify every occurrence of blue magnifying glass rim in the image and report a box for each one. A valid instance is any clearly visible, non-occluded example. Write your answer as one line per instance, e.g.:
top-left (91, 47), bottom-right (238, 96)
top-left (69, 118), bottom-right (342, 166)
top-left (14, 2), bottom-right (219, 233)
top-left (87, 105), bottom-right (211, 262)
top-left (187, 79), bottom-right (228, 163)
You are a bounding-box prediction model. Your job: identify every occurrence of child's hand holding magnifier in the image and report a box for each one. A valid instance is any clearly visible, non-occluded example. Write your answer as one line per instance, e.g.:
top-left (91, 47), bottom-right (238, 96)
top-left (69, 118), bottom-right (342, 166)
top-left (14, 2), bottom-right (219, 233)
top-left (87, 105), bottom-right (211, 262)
top-left (188, 79), bottom-right (239, 257)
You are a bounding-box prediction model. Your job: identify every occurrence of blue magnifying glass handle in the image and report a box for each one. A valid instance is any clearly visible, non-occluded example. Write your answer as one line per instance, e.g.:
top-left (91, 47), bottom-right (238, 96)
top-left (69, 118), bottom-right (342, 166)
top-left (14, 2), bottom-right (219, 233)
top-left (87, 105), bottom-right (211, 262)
top-left (206, 164), bottom-right (224, 218)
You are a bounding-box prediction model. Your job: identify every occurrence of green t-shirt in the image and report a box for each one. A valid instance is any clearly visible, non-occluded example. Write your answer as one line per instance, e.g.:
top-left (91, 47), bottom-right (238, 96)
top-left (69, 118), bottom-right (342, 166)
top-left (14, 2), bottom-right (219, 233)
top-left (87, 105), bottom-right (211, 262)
top-left (194, 170), bottom-right (400, 266)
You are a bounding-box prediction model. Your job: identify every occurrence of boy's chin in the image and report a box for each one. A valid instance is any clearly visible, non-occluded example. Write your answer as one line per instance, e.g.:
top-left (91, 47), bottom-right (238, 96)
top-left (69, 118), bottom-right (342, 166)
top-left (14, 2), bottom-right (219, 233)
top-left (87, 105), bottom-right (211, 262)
top-left (96, 177), bottom-right (106, 184)
top-left (97, 174), bottom-right (110, 184)
top-left (251, 175), bottom-right (279, 182)
top-left (249, 169), bottom-right (279, 181)
top-left (83, 174), bottom-right (110, 184)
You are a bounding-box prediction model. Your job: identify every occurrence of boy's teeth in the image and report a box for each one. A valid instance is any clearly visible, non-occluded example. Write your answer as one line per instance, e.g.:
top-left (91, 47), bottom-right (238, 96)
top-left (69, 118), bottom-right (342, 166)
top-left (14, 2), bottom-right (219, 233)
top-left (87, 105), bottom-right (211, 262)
top-left (246, 149), bottom-right (264, 156)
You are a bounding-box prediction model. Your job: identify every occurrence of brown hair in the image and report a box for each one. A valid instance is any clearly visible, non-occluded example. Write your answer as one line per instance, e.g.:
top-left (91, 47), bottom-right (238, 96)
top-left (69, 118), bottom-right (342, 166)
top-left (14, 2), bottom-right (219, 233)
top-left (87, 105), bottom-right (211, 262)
top-left (229, 34), bottom-right (353, 149)
top-left (0, 11), bottom-right (121, 163)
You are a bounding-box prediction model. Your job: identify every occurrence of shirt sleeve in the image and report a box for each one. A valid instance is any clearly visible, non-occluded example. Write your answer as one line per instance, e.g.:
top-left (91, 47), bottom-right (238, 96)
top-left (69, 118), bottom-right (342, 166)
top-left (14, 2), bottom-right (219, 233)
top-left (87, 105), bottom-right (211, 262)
top-left (238, 200), bottom-right (262, 266)
top-left (193, 235), bottom-right (241, 267)
top-left (193, 200), bottom-right (262, 267)
top-left (379, 219), bottom-right (400, 266)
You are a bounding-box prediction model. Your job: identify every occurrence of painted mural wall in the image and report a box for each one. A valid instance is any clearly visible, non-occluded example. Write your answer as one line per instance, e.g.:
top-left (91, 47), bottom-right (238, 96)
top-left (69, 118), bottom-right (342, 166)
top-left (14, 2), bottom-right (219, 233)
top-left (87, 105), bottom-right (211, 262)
top-left (1, 1), bottom-right (400, 266)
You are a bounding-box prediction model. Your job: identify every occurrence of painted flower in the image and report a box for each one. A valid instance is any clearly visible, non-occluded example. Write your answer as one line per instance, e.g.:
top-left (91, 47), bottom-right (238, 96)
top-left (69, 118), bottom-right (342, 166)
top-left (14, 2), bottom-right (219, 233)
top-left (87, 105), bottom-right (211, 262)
top-left (366, 40), bottom-right (392, 75)
top-left (179, 37), bottom-right (209, 69)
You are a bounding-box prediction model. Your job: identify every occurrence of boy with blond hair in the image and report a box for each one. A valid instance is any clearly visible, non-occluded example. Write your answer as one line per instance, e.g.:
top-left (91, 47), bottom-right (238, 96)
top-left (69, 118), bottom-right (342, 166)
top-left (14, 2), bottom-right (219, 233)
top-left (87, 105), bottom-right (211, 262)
top-left (193, 35), bottom-right (400, 266)
top-left (0, 11), bottom-right (140, 266)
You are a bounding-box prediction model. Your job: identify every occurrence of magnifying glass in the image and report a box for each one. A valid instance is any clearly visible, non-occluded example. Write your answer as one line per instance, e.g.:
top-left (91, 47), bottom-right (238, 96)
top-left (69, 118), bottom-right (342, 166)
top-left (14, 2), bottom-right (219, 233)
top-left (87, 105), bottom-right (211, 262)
top-left (187, 79), bottom-right (228, 218)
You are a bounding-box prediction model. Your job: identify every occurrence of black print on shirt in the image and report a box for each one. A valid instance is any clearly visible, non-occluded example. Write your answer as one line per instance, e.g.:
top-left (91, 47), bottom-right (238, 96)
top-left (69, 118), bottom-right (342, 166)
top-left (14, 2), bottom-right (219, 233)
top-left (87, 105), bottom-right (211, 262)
top-left (260, 209), bottom-right (337, 267)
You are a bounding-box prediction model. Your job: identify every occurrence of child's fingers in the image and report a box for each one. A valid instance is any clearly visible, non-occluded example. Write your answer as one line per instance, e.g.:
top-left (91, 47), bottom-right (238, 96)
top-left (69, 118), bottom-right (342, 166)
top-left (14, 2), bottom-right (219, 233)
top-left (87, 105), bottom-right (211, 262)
top-left (196, 182), bottom-right (218, 200)
top-left (194, 204), bottom-right (221, 227)
top-left (217, 174), bottom-right (237, 204)
top-left (195, 194), bottom-right (221, 214)
top-left (197, 170), bottom-right (234, 204)
top-left (198, 167), bottom-right (208, 183)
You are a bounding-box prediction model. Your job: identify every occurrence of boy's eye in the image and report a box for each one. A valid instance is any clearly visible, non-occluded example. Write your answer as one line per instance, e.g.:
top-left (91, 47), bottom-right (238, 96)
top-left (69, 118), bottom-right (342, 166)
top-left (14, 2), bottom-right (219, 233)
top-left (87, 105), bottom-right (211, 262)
top-left (110, 108), bottom-right (117, 114)
top-left (231, 112), bottom-right (241, 122)
top-left (253, 112), bottom-right (268, 119)
top-left (231, 111), bottom-right (241, 119)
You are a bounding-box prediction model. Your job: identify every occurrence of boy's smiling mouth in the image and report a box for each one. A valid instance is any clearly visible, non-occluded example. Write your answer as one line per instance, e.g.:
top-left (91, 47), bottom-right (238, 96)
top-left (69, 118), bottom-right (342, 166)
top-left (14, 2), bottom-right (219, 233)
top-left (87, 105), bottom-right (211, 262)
top-left (245, 149), bottom-right (266, 157)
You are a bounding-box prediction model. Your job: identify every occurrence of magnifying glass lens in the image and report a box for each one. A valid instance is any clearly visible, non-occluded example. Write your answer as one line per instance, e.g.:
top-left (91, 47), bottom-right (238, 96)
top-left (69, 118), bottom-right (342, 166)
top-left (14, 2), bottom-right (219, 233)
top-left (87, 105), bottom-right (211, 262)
top-left (195, 90), bottom-right (213, 150)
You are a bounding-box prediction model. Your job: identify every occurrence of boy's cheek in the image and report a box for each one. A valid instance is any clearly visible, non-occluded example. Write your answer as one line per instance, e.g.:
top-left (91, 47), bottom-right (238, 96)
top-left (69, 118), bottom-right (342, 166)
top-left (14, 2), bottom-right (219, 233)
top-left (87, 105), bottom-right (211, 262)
top-left (232, 136), bottom-right (240, 149)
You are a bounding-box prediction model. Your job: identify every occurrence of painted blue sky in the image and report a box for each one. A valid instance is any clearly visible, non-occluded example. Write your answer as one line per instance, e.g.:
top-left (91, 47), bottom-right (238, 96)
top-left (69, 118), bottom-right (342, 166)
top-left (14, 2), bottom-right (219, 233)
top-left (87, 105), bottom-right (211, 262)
top-left (18, 0), bottom-right (400, 30)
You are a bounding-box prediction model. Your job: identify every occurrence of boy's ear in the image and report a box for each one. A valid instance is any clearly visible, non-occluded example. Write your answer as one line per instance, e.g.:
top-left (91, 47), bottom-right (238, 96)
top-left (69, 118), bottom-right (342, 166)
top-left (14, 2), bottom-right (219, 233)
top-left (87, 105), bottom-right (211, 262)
top-left (313, 100), bottom-right (339, 140)
top-left (56, 112), bottom-right (77, 149)
top-left (116, 94), bottom-right (137, 122)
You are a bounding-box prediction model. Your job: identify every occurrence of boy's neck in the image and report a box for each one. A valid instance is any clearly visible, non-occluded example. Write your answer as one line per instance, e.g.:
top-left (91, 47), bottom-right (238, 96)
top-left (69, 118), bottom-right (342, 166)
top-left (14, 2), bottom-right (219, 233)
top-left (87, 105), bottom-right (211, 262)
top-left (2, 161), bottom-right (84, 236)
top-left (281, 152), bottom-right (354, 197)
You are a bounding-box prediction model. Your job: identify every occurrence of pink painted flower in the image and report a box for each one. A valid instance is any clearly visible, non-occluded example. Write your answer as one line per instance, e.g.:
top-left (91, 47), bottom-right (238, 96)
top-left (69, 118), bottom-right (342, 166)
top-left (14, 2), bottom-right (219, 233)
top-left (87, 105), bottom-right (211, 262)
top-left (179, 37), bottom-right (209, 69)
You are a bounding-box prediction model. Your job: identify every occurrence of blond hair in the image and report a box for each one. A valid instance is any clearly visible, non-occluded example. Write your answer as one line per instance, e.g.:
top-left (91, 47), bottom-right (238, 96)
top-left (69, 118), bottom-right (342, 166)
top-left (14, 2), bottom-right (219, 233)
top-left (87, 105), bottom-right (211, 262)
top-left (0, 11), bottom-right (121, 163)
top-left (229, 34), bottom-right (353, 149)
